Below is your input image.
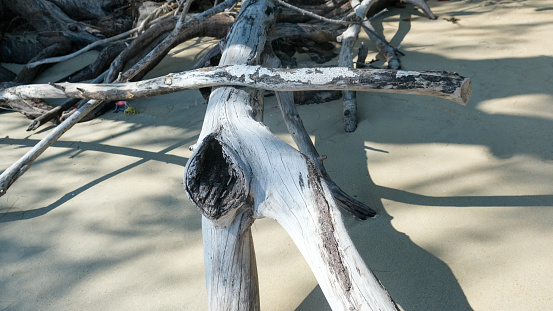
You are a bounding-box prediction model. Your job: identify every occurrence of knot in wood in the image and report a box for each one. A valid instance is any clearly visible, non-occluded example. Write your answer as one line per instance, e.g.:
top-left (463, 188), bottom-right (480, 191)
top-left (184, 134), bottom-right (249, 220)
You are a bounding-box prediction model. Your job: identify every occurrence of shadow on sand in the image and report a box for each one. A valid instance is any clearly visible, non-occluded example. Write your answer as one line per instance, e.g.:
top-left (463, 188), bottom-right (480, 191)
top-left (293, 3), bottom-right (552, 309)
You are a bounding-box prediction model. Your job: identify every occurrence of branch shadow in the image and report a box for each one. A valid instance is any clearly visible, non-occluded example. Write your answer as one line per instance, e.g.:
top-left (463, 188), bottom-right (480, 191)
top-left (0, 110), bottom-right (206, 309)
top-left (0, 135), bottom-right (193, 223)
top-left (291, 3), bottom-right (552, 309)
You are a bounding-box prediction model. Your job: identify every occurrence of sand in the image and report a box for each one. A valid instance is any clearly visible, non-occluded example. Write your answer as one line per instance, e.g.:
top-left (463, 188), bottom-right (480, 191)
top-left (1, 1), bottom-right (552, 310)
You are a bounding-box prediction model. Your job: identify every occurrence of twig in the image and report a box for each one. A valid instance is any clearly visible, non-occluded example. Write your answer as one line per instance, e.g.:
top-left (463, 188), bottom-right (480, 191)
top-left (27, 71), bottom-right (108, 131)
top-left (273, 0), bottom-right (353, 26)
top-left (26, 4), bottom-right (178, 69)
top-left (118, 0), bottom-right (238, 82)
top-left (0, 0), bottom-right (241, 198)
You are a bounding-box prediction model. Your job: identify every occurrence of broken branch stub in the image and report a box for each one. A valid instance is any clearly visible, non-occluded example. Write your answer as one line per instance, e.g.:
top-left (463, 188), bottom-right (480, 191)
top-left (185, 133), bottom-right (250, 220)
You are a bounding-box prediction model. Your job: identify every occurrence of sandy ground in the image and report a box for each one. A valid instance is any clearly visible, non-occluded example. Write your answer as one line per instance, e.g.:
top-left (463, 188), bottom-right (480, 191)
top-left (1, 1), bottom-right (553, 310)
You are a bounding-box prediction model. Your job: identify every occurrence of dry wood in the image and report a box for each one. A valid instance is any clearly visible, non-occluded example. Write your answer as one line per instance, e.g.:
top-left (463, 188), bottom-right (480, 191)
top-left (14, 37), bottom-right (72, 84)
top-left (27, 72), bottom-right (108, 131)
top-left (65, 43), bottom-right (126, 83)
top-left (184, 0), bottom-right (399, 309)
top-left (0, 65), bottom-right (472, 105)
top-left (2, 0), bottom-right (100, 44)
top-left (403, 0), bottom-right (437, 20)
top-left (184, 1), bottom-right (275, 309)
top-left (266, 54), bottom-right (377, 219)
top-left (1, 1), bottom-right (465, 309)
top-left (337, 0), bottom-right (375, 132)
top-left (130, 12), bottom-right (235, 82)
top-left (0, 0), bottom-right (241, 196)
top-left (361, 21), bottom-right (401, 69)
top-left (273, 0), bottom-right (352, 26)
top-left (356, 42), bottom-right (370, 68)
top-left (25, 4), bottom-right (177, 69)
top-left (114, 0), bottom-right (238, 83)
top-left (0, 98), bottom-right (55, 120)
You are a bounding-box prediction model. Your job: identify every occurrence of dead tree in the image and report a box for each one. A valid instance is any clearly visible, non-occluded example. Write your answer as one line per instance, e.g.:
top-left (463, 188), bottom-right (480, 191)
top-left (0, 0), bottom-right (471, 310)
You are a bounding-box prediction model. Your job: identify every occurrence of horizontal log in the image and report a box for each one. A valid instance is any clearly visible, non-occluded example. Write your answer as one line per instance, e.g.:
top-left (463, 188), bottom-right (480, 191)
top-left (0, 65), bottom-right (472, 105)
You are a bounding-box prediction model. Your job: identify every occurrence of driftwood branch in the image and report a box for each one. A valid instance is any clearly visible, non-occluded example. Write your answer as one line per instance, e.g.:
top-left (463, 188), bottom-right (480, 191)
top-left (0, 0), bottom-right (240, 198)
top-left (113, 0), bottom-right (238, 83)
top-left (184, 1), bottom-right (277, 309)
top-left (26, 71), bottom-right (108, 131)
top-left (266, 54), bottom-right (377, 219)
top-left (337, 0), bottom-right (375, 132)
top-left (24, 2), bottom-right (178, 68)
top-left (273, 0), bottom-right (353, 26)
top-left (184, 1), bottom-right (399, 308)
top-left (1, 65), bottom-right (472, 105)
top-left (360, 21), bottom-right (401, 69)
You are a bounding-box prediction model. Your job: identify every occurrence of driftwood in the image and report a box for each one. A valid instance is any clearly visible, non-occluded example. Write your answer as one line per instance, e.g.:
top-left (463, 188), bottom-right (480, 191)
top-left (0, 65), bottom-right (471, 105)
top-left (1, 0), bottom-right (101, 44)
top-left (184, 1), bottom-right (398, 309)
top-left (0, 65), bottom-right (471, 198)
top-left (266, 53), bottom-right (376, 219)
top-left (1, 0), bottom-right (473, 309)
top-left (14, 37), bottom-right (72, 84)
top-left (1, 0), bottom-right (436, 124)
top-left (113, 0), bottom-right (238, 83)
top-left (337, 0), bottom-right (374, 132)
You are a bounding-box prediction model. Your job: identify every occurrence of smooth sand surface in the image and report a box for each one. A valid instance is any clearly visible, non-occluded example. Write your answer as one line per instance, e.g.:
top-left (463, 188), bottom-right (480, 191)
top-left (1, 1), bottom-right (553, 310)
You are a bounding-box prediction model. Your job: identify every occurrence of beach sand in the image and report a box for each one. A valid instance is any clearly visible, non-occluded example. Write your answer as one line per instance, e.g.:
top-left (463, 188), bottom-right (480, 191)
top-left (1, 1), bottom-right (552, 310)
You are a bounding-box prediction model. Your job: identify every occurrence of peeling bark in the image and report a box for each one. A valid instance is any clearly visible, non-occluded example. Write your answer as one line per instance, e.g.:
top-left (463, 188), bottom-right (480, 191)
top-left (1, 65), bottom-right (472, 106)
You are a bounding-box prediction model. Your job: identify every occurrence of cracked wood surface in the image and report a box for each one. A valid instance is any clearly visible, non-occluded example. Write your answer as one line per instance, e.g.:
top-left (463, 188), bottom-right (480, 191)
top-left (1, 65), bottom-right (472, 106)
top-left (184, 0), bottom-right (399, 310)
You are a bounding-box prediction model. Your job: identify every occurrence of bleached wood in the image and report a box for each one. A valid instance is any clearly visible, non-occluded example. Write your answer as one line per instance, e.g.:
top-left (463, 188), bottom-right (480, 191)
top-left (338, 0), bottom-right (376, 132)
top-left (187, 85), bottom-right (400, 310)
top-left (184, 0), bottom-right (398, 310)
top-left (266, 54), bottom-right (376, 219)
top-left (184, 0), bottom-right (275, 309)
top-left (0, 65), bottom-right (472, 105)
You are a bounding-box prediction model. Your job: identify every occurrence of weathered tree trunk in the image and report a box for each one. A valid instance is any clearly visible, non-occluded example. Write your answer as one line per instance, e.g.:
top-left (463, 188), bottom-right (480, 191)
top-left (0, 1), bottom-right (472, 309)
top-left (183, 0), bottom-right (399, 309)
top-left (184, 0), bottom-right (274, 309)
